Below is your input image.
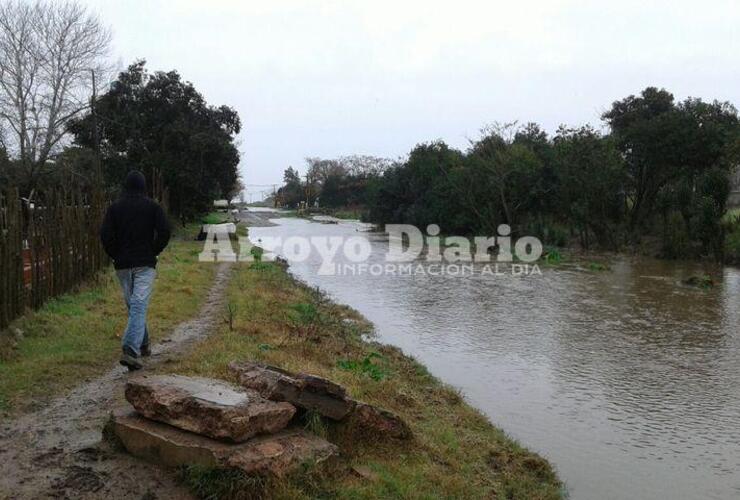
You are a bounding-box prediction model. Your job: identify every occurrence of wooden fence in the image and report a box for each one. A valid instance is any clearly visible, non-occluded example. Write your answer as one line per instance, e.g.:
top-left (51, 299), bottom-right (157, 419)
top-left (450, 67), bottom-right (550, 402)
top-left (0, 169), bottom-right (170, 330)
top-left (0, 187), bottom-right (109, 329)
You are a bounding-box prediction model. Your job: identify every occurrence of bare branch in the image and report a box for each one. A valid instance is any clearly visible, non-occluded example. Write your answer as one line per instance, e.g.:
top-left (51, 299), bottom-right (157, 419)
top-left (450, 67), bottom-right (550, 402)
top-left (0, 0), bottom-right (111, 188)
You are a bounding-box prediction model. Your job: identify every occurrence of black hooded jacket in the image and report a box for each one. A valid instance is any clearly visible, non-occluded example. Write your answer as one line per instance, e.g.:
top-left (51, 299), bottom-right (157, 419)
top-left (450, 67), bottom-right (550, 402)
top-left (100, 171), bottom-right (171, 270)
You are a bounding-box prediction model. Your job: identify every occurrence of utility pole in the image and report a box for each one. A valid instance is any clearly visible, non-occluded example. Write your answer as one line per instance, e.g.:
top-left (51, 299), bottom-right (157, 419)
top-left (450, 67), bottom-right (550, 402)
top-left (305, 173), bottom-right (312, 208)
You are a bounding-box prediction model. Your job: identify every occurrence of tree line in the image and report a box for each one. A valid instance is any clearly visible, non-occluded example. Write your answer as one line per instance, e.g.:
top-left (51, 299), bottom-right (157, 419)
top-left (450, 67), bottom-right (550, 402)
top-left (278, 155), bottom-right (392, 209)
top-left (0, 0), bottom-right (242, 222)
top-left (281, 88), bottom-right (740, 261)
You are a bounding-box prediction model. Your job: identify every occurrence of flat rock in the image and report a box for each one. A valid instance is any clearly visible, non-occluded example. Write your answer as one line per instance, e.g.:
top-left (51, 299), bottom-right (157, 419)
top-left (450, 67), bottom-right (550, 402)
top-left (109, 411), bottom-right (338, 477)
top-left (229, 362), bottom-right (355, 420)
top-left (125, 374), bottom-right (296, 442)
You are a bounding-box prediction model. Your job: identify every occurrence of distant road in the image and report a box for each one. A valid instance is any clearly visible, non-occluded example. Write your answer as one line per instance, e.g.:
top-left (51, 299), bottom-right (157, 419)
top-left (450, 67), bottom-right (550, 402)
top-left (239, 208), bottom-right (279, 227)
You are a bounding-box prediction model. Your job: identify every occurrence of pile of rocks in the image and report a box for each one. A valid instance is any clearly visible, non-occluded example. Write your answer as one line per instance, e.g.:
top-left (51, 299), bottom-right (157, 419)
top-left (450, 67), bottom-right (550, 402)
top-left (109, 374), bottom-right (337, 477)
top-left (108, 362), bottom-right (410, 478)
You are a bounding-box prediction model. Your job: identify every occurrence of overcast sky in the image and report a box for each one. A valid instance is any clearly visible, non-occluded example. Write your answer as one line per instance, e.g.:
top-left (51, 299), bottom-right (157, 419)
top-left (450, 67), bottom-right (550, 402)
top-left (86, 0), bottom-right (740, 199)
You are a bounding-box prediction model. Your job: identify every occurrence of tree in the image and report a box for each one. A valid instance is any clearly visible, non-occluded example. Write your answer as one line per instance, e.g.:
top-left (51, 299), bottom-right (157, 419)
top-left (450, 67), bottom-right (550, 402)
top-left (277, 155), bottom-right (392, 210)
top-left (340, 155), bottom-right (393, 177)
top-left (366, 141), bottom-right (465, 231)
top-left (0, 143), bottom-right (10, 184)
top-left (226, 178), bottom-right (245, 205)
top-left (552, 126), bottom-right (626, 248)
top-left (319, 172), bottom-right (345, 207)
top-left (466, 123), bottom-right (546, 232)
top-left (279, 167), bottom-right (303, 207)
top-left (306, 157), bottom-right (344, 185)
top-left (693, 167), bottom-right (731, 259)
top-left (0, 0), bottom-right (111, 193)
top-left (68, 61), bottom-right (241, 220)
top-left (302, 155), bottom-right (391, 209)
top-left (605, 87), bottom-right (740, 247)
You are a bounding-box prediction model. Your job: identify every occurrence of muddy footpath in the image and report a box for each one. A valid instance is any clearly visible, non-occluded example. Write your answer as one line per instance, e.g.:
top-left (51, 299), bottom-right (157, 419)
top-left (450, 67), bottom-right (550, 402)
top-left (0, 263), bottom-right (233, 500)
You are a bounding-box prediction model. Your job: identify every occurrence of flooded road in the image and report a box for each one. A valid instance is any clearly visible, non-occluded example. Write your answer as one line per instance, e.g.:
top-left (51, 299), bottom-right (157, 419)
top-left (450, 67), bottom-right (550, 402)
top-left (248, 212), bottom-right (740, 500)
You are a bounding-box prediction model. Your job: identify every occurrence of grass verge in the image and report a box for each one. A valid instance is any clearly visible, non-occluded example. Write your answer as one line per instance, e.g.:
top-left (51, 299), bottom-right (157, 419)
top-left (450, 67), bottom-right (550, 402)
top-left (167, 260), bottom-right (563, 499)
top-left (331, 208), bottom-right (364, 220)
top-left (0, 229), bottom-right (217, 414)
top-left (202, 211), bottom-right (235, 225)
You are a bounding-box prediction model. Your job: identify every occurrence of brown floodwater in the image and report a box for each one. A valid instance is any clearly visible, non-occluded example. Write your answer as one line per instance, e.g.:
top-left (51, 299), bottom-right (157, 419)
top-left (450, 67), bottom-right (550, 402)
top-left (249, 212), bottom-right (740, 500)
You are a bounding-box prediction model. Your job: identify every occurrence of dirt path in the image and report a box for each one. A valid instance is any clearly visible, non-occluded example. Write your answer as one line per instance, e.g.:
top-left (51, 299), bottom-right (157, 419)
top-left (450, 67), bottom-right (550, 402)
top-left (0, 263), bottom-right (233, 500)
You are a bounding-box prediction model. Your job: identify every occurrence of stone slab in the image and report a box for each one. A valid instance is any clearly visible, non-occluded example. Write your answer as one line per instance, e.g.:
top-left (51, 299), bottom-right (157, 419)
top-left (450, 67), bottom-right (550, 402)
top-left (125, 374), bottom-right (296, 442)
top-left (109, 410), bottom-right (338, 477)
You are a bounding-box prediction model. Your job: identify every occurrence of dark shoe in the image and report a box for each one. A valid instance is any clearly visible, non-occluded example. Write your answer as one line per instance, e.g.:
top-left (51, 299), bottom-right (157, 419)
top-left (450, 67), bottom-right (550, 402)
top-left (120, 347), bottom-right (143, 371)
top-left (140, 343), bottom-right (151, 357)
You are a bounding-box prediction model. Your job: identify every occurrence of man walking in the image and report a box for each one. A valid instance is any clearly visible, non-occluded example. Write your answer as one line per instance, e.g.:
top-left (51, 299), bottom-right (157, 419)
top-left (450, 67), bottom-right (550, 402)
top-left (100, 171), bottom-right (171, 371)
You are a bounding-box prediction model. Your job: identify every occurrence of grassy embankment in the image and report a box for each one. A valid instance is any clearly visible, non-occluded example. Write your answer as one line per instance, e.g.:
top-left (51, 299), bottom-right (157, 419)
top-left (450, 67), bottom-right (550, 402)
top-left (0, 212), bottom-right (562, 498)
top-left (166, 227), bottom-right (563, 499)
top-left (0, 224), bottom-right (217, 414)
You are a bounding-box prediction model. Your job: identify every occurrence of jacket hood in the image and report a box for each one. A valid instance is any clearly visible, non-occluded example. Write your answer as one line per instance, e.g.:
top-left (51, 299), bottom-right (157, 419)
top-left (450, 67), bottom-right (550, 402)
top-left (123, 171), bottom-right (147, 195)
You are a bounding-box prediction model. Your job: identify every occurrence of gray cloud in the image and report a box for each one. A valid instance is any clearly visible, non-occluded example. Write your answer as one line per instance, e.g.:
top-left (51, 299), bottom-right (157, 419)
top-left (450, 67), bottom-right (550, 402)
top-left (86, 0), bottom-right (740, 195)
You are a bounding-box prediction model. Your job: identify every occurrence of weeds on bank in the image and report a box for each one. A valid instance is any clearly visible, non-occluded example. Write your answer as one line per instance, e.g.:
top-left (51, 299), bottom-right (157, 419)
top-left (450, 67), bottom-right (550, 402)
top-left (287, 302), bottom-right (319, 329)
top-left (224, 303), bottom-right (237, 331)
top-left (337, 352), bottom-right (388, 381)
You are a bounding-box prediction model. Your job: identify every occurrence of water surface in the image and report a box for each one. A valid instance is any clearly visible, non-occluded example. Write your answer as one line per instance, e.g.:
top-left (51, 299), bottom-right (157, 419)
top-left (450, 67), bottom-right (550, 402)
top-left (249, 213), bottom-right (740, 500)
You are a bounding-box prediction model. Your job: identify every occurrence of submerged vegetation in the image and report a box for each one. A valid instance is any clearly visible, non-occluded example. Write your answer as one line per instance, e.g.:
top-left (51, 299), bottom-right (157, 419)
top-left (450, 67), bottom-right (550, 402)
top-left (682, 274), bottom-right (715, 289)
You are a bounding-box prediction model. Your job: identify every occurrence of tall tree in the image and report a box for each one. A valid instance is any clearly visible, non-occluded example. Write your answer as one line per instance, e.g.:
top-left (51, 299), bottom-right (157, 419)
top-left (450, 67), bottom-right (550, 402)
top-left (467, 123), bottom-right (545, 231)
top-left (0, 0), bottom-right (111, 193)
top-left (367, 141), bottom-right (465, 231)
top-left (278, 167), bottom-right (303, 207)
top-left (68, 61), bottom-right (241, 220)
top-left (604, 87), bottom-right (740, 239)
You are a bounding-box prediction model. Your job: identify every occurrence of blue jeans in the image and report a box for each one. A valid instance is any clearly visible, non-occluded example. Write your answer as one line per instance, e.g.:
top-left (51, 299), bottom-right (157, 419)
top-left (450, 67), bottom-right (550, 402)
top-left (116, 267), bottom-right (156, 356)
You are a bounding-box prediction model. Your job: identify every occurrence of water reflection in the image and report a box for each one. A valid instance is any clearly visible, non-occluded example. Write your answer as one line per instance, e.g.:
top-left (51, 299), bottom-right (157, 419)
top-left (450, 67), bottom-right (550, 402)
top-left (249, 215), bottom-right (740, 500)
